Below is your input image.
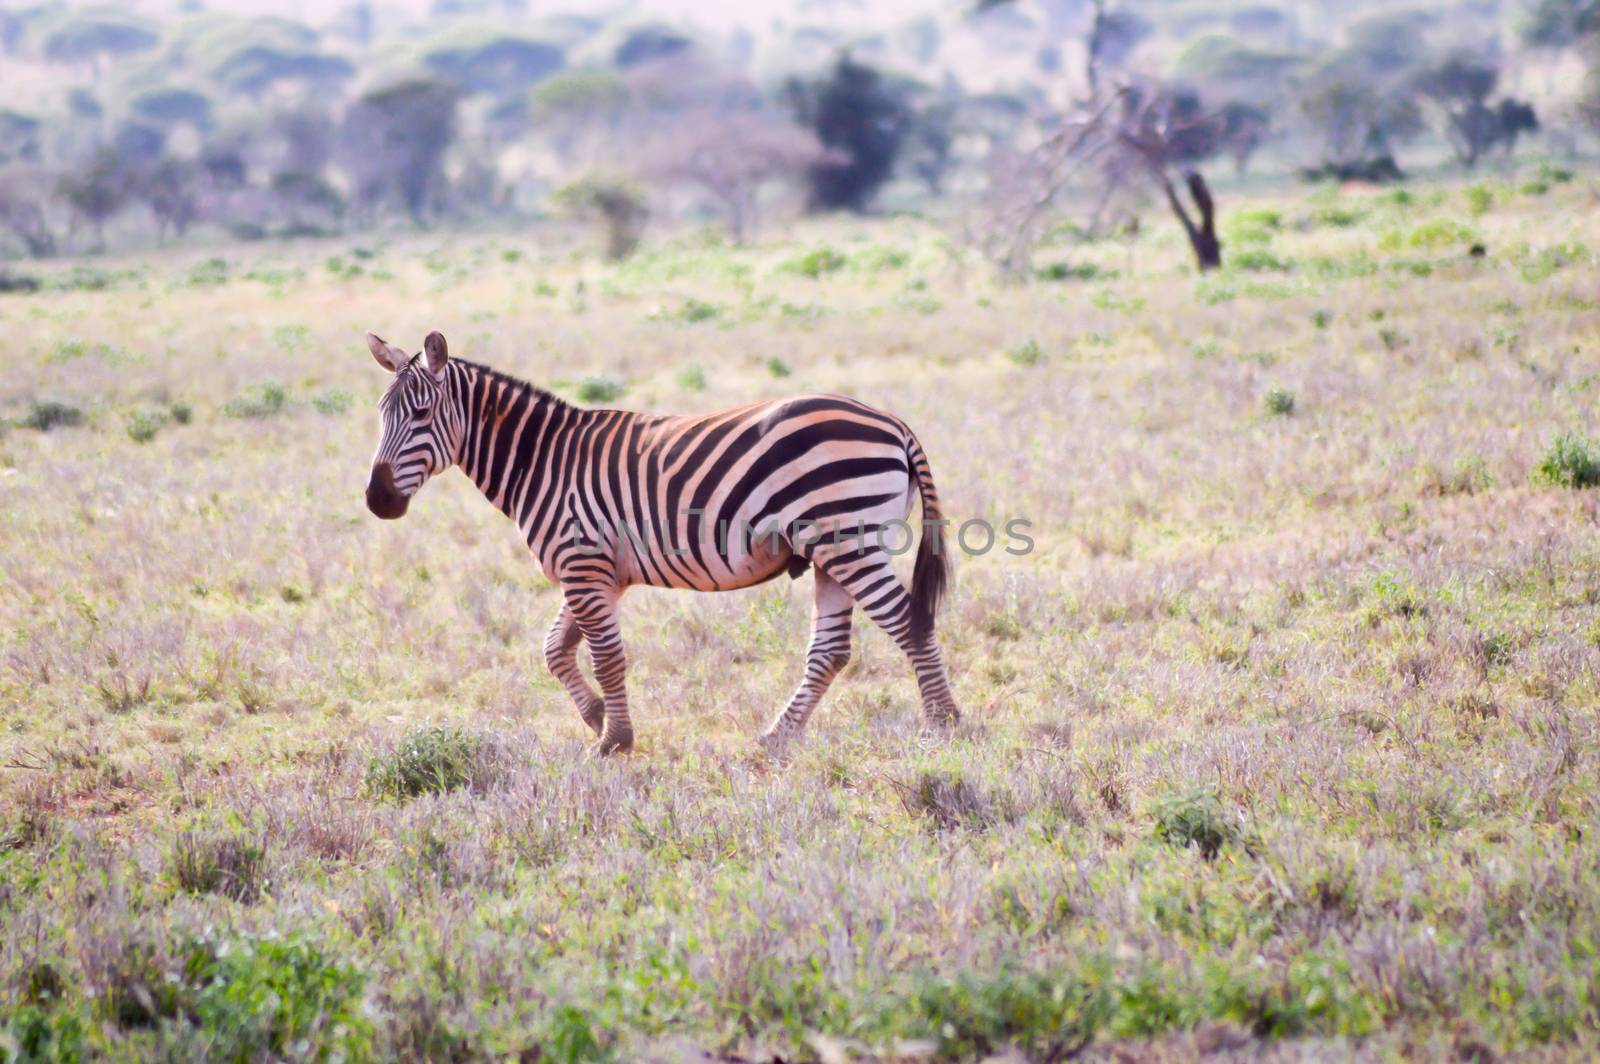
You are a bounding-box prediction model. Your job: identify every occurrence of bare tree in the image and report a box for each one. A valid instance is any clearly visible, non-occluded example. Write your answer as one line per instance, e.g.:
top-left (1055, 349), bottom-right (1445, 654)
top-left (643, 110), bottom-right (835, 243)
top-left (1108, 87), bottom-right (1223, 271)
top-left (0, 167), bottom-right (57, 256)
top-left (963, 79), bottom-right (1229, 279)
top-left (963, 93), bottom-right (1126, 280)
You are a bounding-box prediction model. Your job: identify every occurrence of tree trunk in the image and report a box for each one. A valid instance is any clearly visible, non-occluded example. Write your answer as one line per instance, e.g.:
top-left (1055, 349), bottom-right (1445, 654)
top-left (1157, 168), bottom-right (1220, 272)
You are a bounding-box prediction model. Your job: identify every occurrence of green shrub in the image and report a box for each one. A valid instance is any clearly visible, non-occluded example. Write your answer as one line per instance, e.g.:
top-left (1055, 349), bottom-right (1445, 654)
top-left (781, 246), bottom-right (846, 279)
top-left (169, 402), bottom-right (192, 425)
top-left (1230, 207), bottom-right (1281, 233)
top-left (1310, 203), bottom-right (1364, 228)
top-left (166, 829), bottom-right (267, 901)
top-left (1535, 433), bottom-right (1600, 489)
top-left (1520, 179), bottom-right (1549, 197)
top-left (906, 770), bottom-right (996, 830)
top-left (678, 298), bottom-right (720, 323)
top-left (766, 357), bottom-right (791, 379)
top-left (1034, 261), bottom-right (1106, 281)
top-left (124, 407), bottom-right (170, 443)
top-left (1464, 184), bottom-right (1493, 217)
top-left (20, 400), bottom-right (83, 431)
top-left (187, 257), bottom-right (229, 286)
top-left (576, 375), bottom-right (623, 405)
top-left (1152, 790), bottom-right (1237, 859)
top-left (1264, 387), bottom-right (1295, 416)
top-left (1535, 162), bottom-right (1574, 185)
top-left (1381, 220), bottom-right (1477, 251)
top-left (675, 363), bottom-right (707, 391)
top-left (1, 1004), bottom-right (86, 1061)
top-left (1520, 241), bottom-right (1588, 283)
top-left (366, 725), bottom-right (484, 799)
top-left (271, 324), bottom-right (310, 352)
top-left (1310, 309), bottom-right (1331, 329)
top-left (309, 389), bottom-right (352, 415)
top-left (1231, 247), bottom-right (1287, 272)
top-left (851, 244), bottom-right (909, 272)
top-left (1007, 338), bottom-right (1042, 366)
top-left (905, 968), bottom-right (1107, 1061)
top-left (223, 383), bottom-right (289, 419)
top-left (188, 933), bottom-right (372, 1061)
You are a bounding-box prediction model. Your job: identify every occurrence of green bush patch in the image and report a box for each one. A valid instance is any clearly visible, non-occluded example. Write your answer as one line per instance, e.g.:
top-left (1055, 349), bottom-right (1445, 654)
top-left (1535, 433), bottom-right (1600, 489)
top-left (366, 725), bottom-right (485, 800)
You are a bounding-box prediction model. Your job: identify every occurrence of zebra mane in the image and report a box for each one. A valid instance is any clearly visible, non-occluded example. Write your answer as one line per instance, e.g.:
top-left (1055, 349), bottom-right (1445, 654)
top-left (453, 358), bottom-right (569, 408)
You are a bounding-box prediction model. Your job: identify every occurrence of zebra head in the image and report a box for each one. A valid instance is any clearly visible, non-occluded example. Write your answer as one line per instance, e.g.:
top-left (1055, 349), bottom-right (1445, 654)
top-left (365, 330), bottom-right (459, 520)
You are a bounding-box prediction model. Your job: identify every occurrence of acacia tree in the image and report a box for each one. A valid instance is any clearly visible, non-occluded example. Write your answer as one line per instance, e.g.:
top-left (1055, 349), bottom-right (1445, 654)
top-left (339, 79), bottom-right (459, 224)
top-left (1296, 49), bottom-right (1425, 176)
top-left (644, 110), bottom-right (835, 243)
top-left (1413, 53), bottom-right (1537, 167)
top-left (785, 54), bottom-right (911, 212)
top-left (57, 148), bottom-right (137, 250)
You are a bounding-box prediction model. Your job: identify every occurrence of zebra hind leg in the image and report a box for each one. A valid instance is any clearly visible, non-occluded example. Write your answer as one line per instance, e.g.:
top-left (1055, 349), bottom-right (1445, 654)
top-left (563, 585), bottom-right (634, 755)
top-left (760, 567), bottom-right (854, 758)
top-left (543, 604), bottom-right (604, 736)
top-left (822, 550), bottom-right (960, 726)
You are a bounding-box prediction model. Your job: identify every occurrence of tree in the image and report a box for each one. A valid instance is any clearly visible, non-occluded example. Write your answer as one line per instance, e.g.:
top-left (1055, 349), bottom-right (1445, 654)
top-left (1414, 53), bottom-right (1537, 167)
top-left (420, 26), bottom-right (564, 95)
top-left (140, 159), bottom-right (202, 241)
top-left (0, 111), bottom-right (42, 164)
top-left (1296, 50), bottom-right (1424, 173)
top-left (130, 88), bottom-right (214, 132)
top-left (786, 55), bottom-right (911, 212)
top-left (644, 110), bottom-right (835, 243)
top-left (551, 175), bottom-right (647, 259)
top-left (214, 48), bottom-right (353, 96)
top-left (58, 148), bottom-right (136, 250)
top-left (1086, 0), bottom-right (1149, 95)
top-left (340, 79), bottom-right (459, 224)
top-left (1217, 102), bottom-right (1270, 174)
top-left (34, 8), bottom-right (158, 74)
top-left (1521, 0), bottom-right (1600, 48)
top-left (0, 167), bottom-right (57, 256)
top-left (610, 23), bottom-right (693, 68)
top-left (1106, 86), bottom-right (1224, 271)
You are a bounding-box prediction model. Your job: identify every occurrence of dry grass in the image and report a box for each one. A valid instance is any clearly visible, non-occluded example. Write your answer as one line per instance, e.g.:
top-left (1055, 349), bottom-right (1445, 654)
top-left (2, 172), bottom-right (1600, 1059)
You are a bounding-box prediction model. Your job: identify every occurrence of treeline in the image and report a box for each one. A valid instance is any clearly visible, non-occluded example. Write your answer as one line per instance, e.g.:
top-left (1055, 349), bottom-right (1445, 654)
top-left (0, 1), bottom-right (1591, 263)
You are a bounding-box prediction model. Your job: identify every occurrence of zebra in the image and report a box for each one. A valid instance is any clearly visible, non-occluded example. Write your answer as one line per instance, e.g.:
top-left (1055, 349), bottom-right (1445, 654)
top-left (363, 330), bottom-right (959, 755)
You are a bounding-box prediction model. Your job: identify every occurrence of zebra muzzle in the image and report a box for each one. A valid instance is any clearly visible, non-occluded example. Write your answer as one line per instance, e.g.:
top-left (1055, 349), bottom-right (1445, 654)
top-left (366, 462), bottom-right (409, 520)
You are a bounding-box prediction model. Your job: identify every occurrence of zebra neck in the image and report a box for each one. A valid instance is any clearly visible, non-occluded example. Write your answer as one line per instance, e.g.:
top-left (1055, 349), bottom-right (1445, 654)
top-left (452, 361), bottom-right (580, 530)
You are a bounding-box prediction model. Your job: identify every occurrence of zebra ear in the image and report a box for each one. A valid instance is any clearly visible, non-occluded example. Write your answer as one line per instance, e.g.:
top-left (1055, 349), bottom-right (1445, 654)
top-left (423, 331), bottom-right (448, 377)
top-left (366, 332), bottom-right (406, 374)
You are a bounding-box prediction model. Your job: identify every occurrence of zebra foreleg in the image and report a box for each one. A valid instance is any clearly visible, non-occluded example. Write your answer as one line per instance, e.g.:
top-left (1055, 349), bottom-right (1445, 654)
top-left (821, 551), bottom-right (960, 725)
top-left (563, 585), bottom-right (634, 755)
top-left (761, 568), bottom-right (854, 756)
top-left (543, 604), bottom-right (604, 736)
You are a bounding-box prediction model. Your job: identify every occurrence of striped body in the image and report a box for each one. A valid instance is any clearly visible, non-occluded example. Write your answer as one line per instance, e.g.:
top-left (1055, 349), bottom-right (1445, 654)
top-left (365, 331), bottom-right (958, 754)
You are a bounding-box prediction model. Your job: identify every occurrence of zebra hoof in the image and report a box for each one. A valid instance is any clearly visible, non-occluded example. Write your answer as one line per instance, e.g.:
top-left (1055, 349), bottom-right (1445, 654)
top-left (594, 728), bottom-right (634, 756)
top-left (757, 729), bottom-right (797, 763)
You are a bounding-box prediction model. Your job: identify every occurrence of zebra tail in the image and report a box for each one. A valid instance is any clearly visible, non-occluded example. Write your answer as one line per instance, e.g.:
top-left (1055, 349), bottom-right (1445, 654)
top-left (907, 436), bottom-right (948, 644)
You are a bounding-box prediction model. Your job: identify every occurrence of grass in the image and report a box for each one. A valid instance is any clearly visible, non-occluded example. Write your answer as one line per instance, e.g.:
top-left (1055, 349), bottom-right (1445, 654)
top-left (1263, 386), bottom-right (1296, 416)
top-left (2, 173), bottom-right (1600, 1059)
top-left (365, 724), bottom-right (486, 799)
top-left (1535, 432), bottom-right (1600, 489)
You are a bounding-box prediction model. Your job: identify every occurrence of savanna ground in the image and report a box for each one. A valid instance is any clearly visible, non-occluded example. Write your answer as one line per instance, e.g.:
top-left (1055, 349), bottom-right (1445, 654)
top-left (3, 168), bottom-right (1600, 1062)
